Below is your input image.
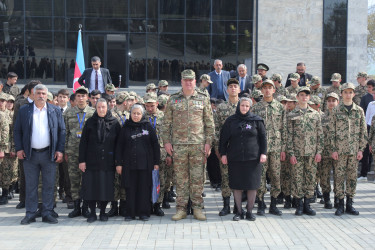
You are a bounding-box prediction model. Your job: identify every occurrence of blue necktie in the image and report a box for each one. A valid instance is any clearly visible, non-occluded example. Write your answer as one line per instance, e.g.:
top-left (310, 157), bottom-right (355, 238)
top-left (217, 73), bottom-right (223, 97)
top-left (240, 78), bottom-right (244, 91)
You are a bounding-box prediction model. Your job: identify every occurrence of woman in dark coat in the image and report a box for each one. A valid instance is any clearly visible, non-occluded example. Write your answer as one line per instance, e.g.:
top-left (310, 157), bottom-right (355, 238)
top-left (219, 97), bottom-right (267, 221)
top-left (115, 104), bottom-right (160, 221)
top-left (79, 98), bottom-right (121, 223)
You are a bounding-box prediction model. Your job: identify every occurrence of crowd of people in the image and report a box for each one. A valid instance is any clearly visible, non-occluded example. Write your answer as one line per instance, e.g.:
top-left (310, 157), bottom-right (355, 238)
top-left (0, 56), bottom-right (373, 225)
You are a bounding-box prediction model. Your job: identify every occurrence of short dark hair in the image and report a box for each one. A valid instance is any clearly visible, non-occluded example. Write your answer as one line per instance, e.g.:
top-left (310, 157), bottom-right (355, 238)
top-left (90, 89), bottom-right (101, 97)
top-left (7, 72), bottom-right (18, 79)
top-left (91, 56), bottom-right (101, 62)
top-left (296, 62), bottom-right (305, 67)
top-left (70, 93), bottom-right (76, 101)
top-left (57, 89), bottom-right (70, 97)
top-left (367, 79), bottom-right (375, 87)
top-left (20, 84), bottom-right (29, 96)
top-left (27, 80), bottom-right (42, 93)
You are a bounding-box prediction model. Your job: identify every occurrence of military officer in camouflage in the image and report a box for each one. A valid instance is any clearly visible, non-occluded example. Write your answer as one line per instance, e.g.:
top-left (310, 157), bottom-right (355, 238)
top-left (353, 72), bottom-right (368, 105)
top-left (251, 89), bottom-right (263, 105)
top-left (214, 78), bottom-right (241, 216)
top-left (287, 87), bottom-right (324, 216)
top-left (329, 82), bottom-right (367, 216)
top-left (272, 73), bottom-right (288, 99)
top-left (0, 92), bottom-right (11, 205)
top-left (64, 86), bottom-right (95, 218)
top-left (161, 69), bottom-right (215, 221)
top-left (198, 74), bottom-right (212, 96)
top-left (252, 74), bottom-right (263, 90)
top-left (286, 73), bottom-right (300, 95)
top-left (256, 63), bottom-right (269, 81)
top-left (251, 79), bottom-right (286, 216)
top-left (309, 76), bottom-right (326, 103)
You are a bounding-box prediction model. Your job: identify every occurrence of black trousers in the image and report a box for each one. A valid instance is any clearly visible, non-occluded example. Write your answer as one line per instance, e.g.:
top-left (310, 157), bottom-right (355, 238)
top-left (125, 169), bottom-right (151, 217)
top-left (58, 158), bottom-right (71, 198)
top-left (18, 159), bottom-right (26, 202)
top-left (360, 125), bottom-right (372, 177)
top-left (206, 148), bottom-right (221, 185)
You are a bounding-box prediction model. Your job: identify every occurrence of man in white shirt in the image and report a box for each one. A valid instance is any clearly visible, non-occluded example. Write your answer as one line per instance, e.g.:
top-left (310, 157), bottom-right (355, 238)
top-left (78, 56), bottom-right (112, 93)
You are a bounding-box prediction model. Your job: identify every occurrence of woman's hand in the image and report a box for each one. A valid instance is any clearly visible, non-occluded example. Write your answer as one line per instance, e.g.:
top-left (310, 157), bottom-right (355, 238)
top-left (116, 166), bottom-right (122, 174)
top-left (260, 154), bottom-right (267, 163)
top-left (221, 155), bottom-right (227, 165)
top-left (154, 165), bottom-right (159, 170)
top-left (79, 162), bottom-right (86, 172)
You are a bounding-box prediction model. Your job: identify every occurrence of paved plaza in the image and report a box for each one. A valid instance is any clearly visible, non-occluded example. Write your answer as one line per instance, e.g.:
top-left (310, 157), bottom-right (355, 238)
top-left (0, 182), bottom-right (374, 250)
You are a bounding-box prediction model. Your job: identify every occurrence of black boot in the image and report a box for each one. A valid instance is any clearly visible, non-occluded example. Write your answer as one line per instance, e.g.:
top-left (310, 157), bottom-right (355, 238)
top-left (256, 198), bottom-right (265, 216)
top-left (335, 198), bottom-right (345, 216)
top-left (99, 202), bottom-right (109, 221)
top-left (35, 203), bottom-right (42, 218)
top-left (119, 199), bottom-right (126, 217)
top-left (82, 200), bottom-right (91, 218)
top-left (187, 199), bottom-right (193, 215)
top-left (219, 197), bottom-right (230, 216)
top-left (269, 197), bottom-right (282, 215)
top-left (68, 199), bottom-right (82, 218)
top-left (167, 191), bottom-right (175, 202)
top-left (162, 193), bottom-right (171, 209)
top-left (7, 185), bottom-right (13, 199)
top-left (292, 197), bottom-right (297, 208)
top-left (0, 189), bottom-right (9, 205)
top-left (345, 196), bottom-right (359, 215)
top-left (16, 201), bottom-right (25, 209)
top-left (87, 209), bottom-right (97, 223)
top-left (323, 192), bottom-right (332, 209)
top-left (284, 195), bottom-right (292, 209)
top-left (334, 197), bottom-right (339, 208)
top-left (316, 184), bottom-right (323, 198)
top-left (276, 192), bottom-right (284, 204)
top-left (107, 201), bottom-right (119, 217)
top-left (295, 198), bottom-right (303, 216)
top-left (153, 203), bottom-right (165, 216)
top-left (170, 186), bottom-right (176, 197)
top-left (303, 197), bottom-right (316, 216)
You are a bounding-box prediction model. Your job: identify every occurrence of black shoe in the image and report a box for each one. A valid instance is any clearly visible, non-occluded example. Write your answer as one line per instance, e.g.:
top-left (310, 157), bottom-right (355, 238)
top-left (107, 201), bottom-right (119, 217)
top-left (323, 192), bottom-right (333, 209)
top-left (256, 199), bottom-right (265, 216)
top-left (167, 192), bottom-right (175, 202)
top-left (16, 201), bottom-right (25, 209)
top-left (316, 185), bottom-right (323, 199)
top-left (140, 216), bottom-right (149, 221)
top-left (219, 197), bottom-right (230, 216)
top-left (269, 197), bottom-right (282, 216)
top-left (119, 200), bottom-right (126, 217)
top-left (59, 193), bottom-right (65, 201)
top-left (202, 192), bottom-right (206, 197)
top-left (170, 187), bottom-right (176, 197)
top-left (284, 195), bottom-right (292, 209)
top-left (125, 216), bottom-right (135, 221)
top-left (35, 208), bottom-right (42, 218)
top-left (20, 216), bottom-right (36, 225)
top-left (162, 193), bottom-right (171, 209)
top-left (51, 209), bottom-right (59, 218)
top-left (345, 196), bottom-right (359, 215)
top-left (68, 199), bottom-right (82, 218)
top-left (292, 197), bottom-right (297, 208)
top-left (335, 198), bottom-right (345, 216)
top-left (245, 211), bottom-right (256, 221)
top-left (81, 200), bottom-right (91, 218)
top-left (0, 196), bottom-right (8, 205)
top-left (232, 212), bottom-right (243, 221)
top-left (42, 215), bottom-right (58, 224)
top-left (276, 193), bottom-right (284, 204)
top-left (87, 214), bottom-right (97, 223)
top-left (303, 197), bottom-right (316, 216)
top-left (7, 193), bottom-right (13, 200)
top-left (153, 203), bottom-right (165, 216)
top-left (319, 198), bottom-right (325, 204)
top-left (334, 197), bottom-right (339, 208)
top-left (295, 198), bottom-right (303, 216)
top-left (99, 213), bottom-right (109, 221)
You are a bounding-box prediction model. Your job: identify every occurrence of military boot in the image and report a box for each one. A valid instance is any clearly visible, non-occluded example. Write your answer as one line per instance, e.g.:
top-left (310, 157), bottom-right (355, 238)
top-left (303, 197), bottom-right (316, 216)
top-left (219, 197), bottom-right (230, 216)
top-left (162, 193), bottom-right (171, 209)
top-left (334, 197), bottom-right (339, 208)
top-left (170, 186), bottom-right (176, 197)
top-left (0, 189), bottom-right (9, 205)
top-left (345, 196), bottom-right (359, 215)
top-left (269, 197), bottom-right (282, 215)
top-left (119, 199), bottom-right (126, 217)
top-left (292, 197), bottom-right (297, 208)
top-left (316, 184), bottom-right (322, 198)
top-left (335, 198), bottom-right (345, 216)
top-left (193, 209), bottom-right (206, 221)
top-left (276, 192), bottom-right (284, 204)
top-left (284, 195), bottom-right (292, 209)
top-left (256, 198), bottom-right (266, 216)
top-left (323, 192), bottom-right (333, 209)
top-left (82, 200), bottom-right (91, 218)
top-left (107, 201), bottom-right (119, 217)
top-left (172, 210), bottom-right (187, 221)
top-left (295, 198), bottom-right (303, 216)
top-left (68, 199), bottom-right (82, 218)
top-left (153, 203), bottom-right (165, 216)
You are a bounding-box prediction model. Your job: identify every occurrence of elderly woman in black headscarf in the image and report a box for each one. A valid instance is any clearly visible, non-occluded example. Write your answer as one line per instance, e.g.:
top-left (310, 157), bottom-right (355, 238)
top-left (115, 104), bottom-right (160, 221)
top-left (78, 98), bottom-right (121, 223)
top-left (219, 97), bottom-right (267, 221)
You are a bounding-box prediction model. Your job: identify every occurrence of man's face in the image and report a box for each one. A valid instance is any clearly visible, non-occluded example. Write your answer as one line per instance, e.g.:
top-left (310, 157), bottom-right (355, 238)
top-left (91, 60), bottom-right (101, 70)
top-left (109, 99), bottom-right (116, 110)
top-left (286, 101), bottom-right (296, 111)
top-left (357, 77), bottom-right (366, 86)
top-left (296, 92), bottom-right (310, 104)
top-left (261, 84), bottom-right (275, 98)
top-left (76, 93), bottom-right (88, 106)
top-left (367, 85), bottom-right (374, 94)
top-left (291, 79), bottom-right (299, 87)
top-left (90, 94), bottom-right (101, 107)
top-left (296, 65), bottom-right (306, 75)
top-left (227, 84), bottom-right (240, 97)
top-left (145, 102), bottom-right (158, 115)
top-left (214, 61), bottom-right (223, 73)
top-left (254, 81), bottom-right (262, 89)
top-left (273, 80), bottom-right (281, 87)
top-left (106, 90), bottom-right (115, 95)
top-left (327, 97), bottom-right (338, 110)
top-left (342, 89), bottom-right (355, 102)
top-left (238, 66), bottom-right (247, 78)
top-left (0, 99), bottom-right (6, 110)
top-left (146, 89), bottom-right (156, 93)
top-left (57, 94), bottom-right (69, 107)
top-left (309, 103), bottom-right (320, 112)
top-left (127, 99), bottom-right (135, 109)
top-left (35, 89), bottom-right (48, 106)
top-left (310, 84), bottom-right (319, 90)
top-left (181, 78), bottom-right (196, 92)
top-left (332, 80), bottom-right (340, 87)
top-left (6, 100), bottom-right (14, 110)
top-left (7, 77), bottom-right (17, 85)
top-left (200, 80), bottom-right (210, 88)
top-left (159, 86), bottom-right (168, 92)
top-left (257, 69), bottom-right (266, 77)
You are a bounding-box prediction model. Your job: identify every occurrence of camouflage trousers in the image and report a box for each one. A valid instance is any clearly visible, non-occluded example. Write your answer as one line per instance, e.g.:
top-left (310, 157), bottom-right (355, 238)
top-left (67, 154), bottom-right (82, 200)
top-left (164, 160), bottom-right (175, 191)
top-left (318, 157), bottom-right (337, 193)
top-left (0, 153), bottom-right (18, 188)
top-left (173, 144), bottom-right (205, 210)
top-left (257, 152), bottom-right (281, 200)
top-left (38, 165), bottom-right (59, 203)
top-left (114, 172), bottom-right (126, 201)
top-left (219, 162), bottom-right (231, 197)
top-left (280, 155), bottom-right (292, 196)
top-left (334, 155), bottom-right (358, 199)
top-left (291, 156), bottom-right (317, 199)
top-left (156, 160), bottom-right (168, 203)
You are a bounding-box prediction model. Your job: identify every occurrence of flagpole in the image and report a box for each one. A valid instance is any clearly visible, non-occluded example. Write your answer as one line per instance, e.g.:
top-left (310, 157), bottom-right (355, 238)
top-left (72, 25), bottom-right (85, 92)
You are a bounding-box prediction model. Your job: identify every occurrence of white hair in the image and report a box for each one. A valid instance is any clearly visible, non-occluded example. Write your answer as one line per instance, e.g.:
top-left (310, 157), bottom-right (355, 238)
top-left (34, 84), bottom-right (48, 93)
top-left (95, 98), bottom-right (108, 108)
top-left (240, 97), bottom-right (253, 107)
top-left (237, 64), bottom-right (247, 71)
top-left (131, 104), bottom-right (145, 115)
top-left (214, 59), bottom-right (222, 65)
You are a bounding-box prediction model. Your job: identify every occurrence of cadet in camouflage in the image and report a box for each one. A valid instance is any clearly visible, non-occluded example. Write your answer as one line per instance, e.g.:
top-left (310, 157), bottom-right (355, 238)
top-left (309, 76), bottom-right (326, 103)
top-left (353, 72), bottom-right (368, 105)
top-left (271, 73), bottom-right (289, 99)
top-left (0, 92), bottom-right (11, 205)
top-left (286, 73), bottom-right (300, 95)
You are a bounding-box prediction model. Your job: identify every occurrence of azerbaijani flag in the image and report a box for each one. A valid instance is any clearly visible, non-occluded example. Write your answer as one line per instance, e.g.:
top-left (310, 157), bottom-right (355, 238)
top-left (73, 29), bottom-right (85, 92)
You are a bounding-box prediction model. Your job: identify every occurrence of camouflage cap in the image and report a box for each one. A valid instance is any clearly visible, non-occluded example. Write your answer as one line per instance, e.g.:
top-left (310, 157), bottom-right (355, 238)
top-left (200, 74), bottom-right (213, 83)
top-left (256, 63), bottom-right (269, 71)
top-left (116, 92), bottom-right (129, 103)
top-left (341, 82), bottom-right (355, 92)
top-left (309, 95), bottom-right (321, 105)
top-left (75, 85), bottom-right (89, 94)
top-left (251, 89), bottom-right (263, 99)
top-left (158, 80), bottom-right (169, 87)
top-left (271, 73), bottom-right (282, 82)
top-left (47, 92), bottom-right (53, 101)
top-left (137, 97), bottom-right (144, 105)
top-left (105, 83), bottom-right (116, 91)
top-left (297, 86), bottom-right (311, 95)
top-left (129, 91), bottom-right (137, 97)
top-left (181, 69), bottom-right (196, 79)
top-left (288, 73), bottom-right (300, 81)
top-left (7, 94), bottom-right (15, 102)
top-left (356, 72), bottom-right (368, 78)
top-left (277, 95), bottom-right (288, 102)
top-left (252, 74), bottom-right (262, 83)
top-left (286, 94), bottom-right (297, 102)
top-left (144, 92), bottom-right (158, 103)
top-left (262, 79), bottom-right (275, 88)
top-left (310, 76), bottom-right (321, 86)
top-left (146, 83), bottom-right (157, 90)
top-left (0, 92), bottom-right (8, 100)
top-left (126, 94), bottom-right (135, 100)
top-left (158, 94), bottom-right (169, 106)
top-left (330, 73), bottom-right (341, 82)
top-left (325, 92), bottom-right (339, 100)
top-left (227, 78), bottom-right (240, 86)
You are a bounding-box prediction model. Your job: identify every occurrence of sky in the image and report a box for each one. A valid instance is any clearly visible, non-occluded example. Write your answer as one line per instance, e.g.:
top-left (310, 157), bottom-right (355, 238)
top-left (370, 0), bottom-right (375, 7)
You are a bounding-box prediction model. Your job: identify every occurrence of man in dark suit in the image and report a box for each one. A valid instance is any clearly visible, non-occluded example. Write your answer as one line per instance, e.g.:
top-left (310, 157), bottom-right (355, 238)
top-left (78, 56), bottom-right (112, 94)
top-left (236, 64), bottom-right (253, 96)
top-left (14, 84), bottom-right (66, 225)
top-left (285, 62), bottom-right (313, 88)
top-left (207, 59), bottom-right (231, 101)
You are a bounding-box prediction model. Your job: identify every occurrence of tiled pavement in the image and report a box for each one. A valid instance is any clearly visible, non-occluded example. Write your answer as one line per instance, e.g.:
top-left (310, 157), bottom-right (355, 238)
top-left (0, 182), bottom-right (374, 250)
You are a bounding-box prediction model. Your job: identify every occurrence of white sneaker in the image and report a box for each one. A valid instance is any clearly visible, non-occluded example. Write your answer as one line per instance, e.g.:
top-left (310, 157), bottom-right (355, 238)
top-left (357, 176), bottom-right (367, 182)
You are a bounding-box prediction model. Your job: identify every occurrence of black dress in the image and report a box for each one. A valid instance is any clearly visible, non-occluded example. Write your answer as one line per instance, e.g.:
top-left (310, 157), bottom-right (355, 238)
top-left (219, 103), bottom-right (267, 190)
top-left (79, 111), bottom-right (121, 201)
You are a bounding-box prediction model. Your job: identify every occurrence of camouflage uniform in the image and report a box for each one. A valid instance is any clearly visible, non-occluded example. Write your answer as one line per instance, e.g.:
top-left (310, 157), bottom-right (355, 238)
top-left (161, 89), bottom-right (214, 211)
top-left (3, 109), bottom-right (18, 187)
top-left (280, 109), bottom-right (293, 197)
top-left (287, 105), bottom-right (323, 199)
top-left (64, 105), bottom-right (95, 200)
top-left (353, 85), bottom-right (367, 106)
top-left (0, 107), bottom-right (11, 187)
top-left (329, 102), bottom-right (367, 199)
top-left (274, 86), bottom-right (289, 99)
top-left (2, 83), bottom-right (20, 98)
top-left (286, 86), bottom-right (300, 95)
top-left (310, 88), bottom-right (326, 103)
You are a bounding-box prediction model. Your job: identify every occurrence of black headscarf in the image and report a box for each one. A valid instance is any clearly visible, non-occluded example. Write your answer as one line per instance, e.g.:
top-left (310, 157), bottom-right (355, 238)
top-left (125, 107), bottom-right (149, 127)
top-left (92, 110), bottom-right (116, 143)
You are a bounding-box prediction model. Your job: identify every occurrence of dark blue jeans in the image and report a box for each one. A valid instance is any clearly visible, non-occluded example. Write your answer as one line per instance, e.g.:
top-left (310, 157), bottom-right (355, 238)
top-left (23, 150), bottom-right (57, 218)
